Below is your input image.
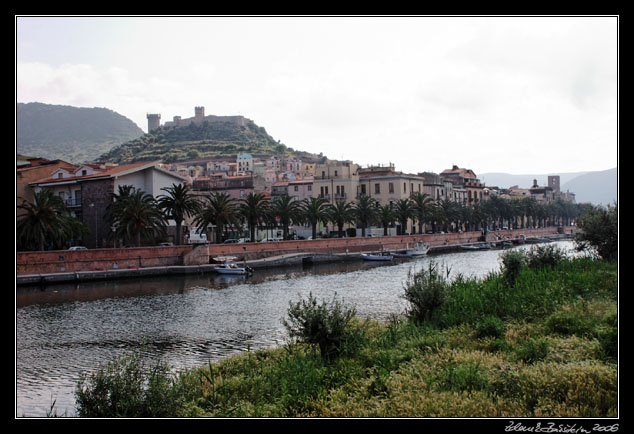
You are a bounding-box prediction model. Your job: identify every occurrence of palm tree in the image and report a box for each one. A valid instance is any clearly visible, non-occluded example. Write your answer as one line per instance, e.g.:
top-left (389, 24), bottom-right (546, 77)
top-left (238, 192), bottom-right (270, 242)
top-left (326, 200), bottom-right (356, 238)
top-left (394, 198), bottom-right (414, 235)
top-left (300, 196), bottom-right (330, 239)
top-left (17, 189), bottom-right (88, 251)
top-left (193, 192), bottom-right (238, 244)
top-left (270, 194), bottom-right (302, 240)
top-left (377, 203), bottom-right (397, 236)
top-left (354, 194), bottom-right (378, 237)
top-left (106, 186), bottom-right (167, 247)
top-left (157, 183), bottom-right (201, 245)
top-left (410, 192), bottom-right (433, 234)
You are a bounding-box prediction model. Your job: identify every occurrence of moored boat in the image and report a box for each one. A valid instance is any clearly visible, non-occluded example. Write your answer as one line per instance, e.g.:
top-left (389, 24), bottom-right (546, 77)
top-left (361, 252), bottom-right (393, 261)
top-left (215, 262), bottom-right (254, 275)
top-left (392, 242), bottom-right (430, 257)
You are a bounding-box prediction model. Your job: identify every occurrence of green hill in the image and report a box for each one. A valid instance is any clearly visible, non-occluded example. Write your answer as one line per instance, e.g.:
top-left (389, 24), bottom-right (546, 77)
top-left (97, 117), bottom-right (323, 164)
top-left (16, 102), bottom-right (145, 164)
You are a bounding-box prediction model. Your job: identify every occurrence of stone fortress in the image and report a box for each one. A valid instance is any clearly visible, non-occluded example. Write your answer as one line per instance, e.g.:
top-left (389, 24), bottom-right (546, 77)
top-left (146, 106), bottom-right (249, 132)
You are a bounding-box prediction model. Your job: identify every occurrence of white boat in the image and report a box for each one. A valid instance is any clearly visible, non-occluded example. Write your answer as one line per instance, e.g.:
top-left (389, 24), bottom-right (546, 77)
top-left (361, 252), bottom-right (393, 261)
top-left (215, 262), bottom-right (254, 275)
top-left (393, 242), bottom-right (430, 257)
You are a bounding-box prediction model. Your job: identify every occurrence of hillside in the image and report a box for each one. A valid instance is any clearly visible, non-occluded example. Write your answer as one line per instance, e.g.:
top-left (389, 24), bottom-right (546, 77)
top-left (97, 117), bottom-right (324, 164)
top-left (561, 167), bottom-right (617, 206)
top-left (480, 168), bottom-right (618, 206)
top-left (16, 102), bottom-right (145, 164)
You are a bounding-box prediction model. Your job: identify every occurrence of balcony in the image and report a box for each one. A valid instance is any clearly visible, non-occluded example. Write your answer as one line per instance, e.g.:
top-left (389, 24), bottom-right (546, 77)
top-left (63, 199), bottom-right (82, 207)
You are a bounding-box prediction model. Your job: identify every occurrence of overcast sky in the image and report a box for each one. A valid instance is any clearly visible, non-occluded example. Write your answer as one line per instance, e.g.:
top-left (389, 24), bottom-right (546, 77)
top-left (16, 16), bottom-right (618, 176)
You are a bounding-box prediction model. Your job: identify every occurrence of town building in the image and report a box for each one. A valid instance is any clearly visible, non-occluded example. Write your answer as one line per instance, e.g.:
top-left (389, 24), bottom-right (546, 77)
top-left (17, 156), bottom-right (78, 216)
top-left (313, 161), bottom-right (360, 204)
top-left (440, 165), bottom-right (487, 205)
top-left (28, 161), bottom-right (188, 248)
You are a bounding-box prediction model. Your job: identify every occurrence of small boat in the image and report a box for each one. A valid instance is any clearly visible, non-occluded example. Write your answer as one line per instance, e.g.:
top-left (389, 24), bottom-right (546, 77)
top-left (461, 243), bottom-right (491, 251)
top-left (215, 262), bottom-right (254, 275)
top-left (461, 245), bottom-right (481, 251)
top-left (361, 252), bottom-right (393, 261)
top-left (392, 242), bottom-right (430, 257)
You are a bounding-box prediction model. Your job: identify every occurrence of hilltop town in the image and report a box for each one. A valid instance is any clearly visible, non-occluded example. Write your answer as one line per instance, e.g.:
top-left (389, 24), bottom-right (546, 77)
top-left (17, 106), bottom-right (581, 249)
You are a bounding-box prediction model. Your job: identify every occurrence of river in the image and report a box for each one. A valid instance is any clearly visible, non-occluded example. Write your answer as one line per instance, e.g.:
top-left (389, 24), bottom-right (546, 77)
top-left (15, 240), bottom-right (578, 417)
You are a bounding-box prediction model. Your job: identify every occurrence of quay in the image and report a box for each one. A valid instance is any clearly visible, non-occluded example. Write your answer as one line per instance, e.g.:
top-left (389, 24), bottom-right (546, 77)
top-left (16, 227), bottom-right (577, 287)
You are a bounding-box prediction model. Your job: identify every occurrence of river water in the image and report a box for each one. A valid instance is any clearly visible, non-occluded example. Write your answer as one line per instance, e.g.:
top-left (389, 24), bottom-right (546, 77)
top-left (16, 240), bottom-right (577, 417)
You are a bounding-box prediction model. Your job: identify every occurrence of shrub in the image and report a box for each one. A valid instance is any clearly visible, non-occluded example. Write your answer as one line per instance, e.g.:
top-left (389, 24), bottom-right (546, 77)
top-left (574, 203), bottom-right (618, 261)
top-left (500, 249), bottom-right (526, 285)
top-left (525, 244), bottom-right (567, 270)
top-left (283, 292), bottom-right (361, 361)
top-left (513, 337), bottom-right (550, 364)
top-left (476, 315), bottom-right (506, 339)
top-left (402, 262), bottom-right (451, 324)
top-left (545, 307), bottom-right (594, 337)
top-left (74, 351), bottom-right (186, 417)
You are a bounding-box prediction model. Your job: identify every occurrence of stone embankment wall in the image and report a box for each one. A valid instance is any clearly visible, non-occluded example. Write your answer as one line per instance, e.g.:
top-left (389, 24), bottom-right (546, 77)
top-left (16, 227), bottom-right (576, 275)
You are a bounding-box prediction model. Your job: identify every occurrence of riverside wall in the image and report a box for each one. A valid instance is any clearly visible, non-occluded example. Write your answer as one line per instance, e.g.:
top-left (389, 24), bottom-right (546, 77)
top-left (16, 227), bottom-right (576, 279)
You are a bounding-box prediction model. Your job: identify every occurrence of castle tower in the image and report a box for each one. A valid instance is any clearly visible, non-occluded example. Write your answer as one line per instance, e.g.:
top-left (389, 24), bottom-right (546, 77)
top-left (548, 175), bottom-right (560, 193)
top-left (147, 113), bottom-right (161, 132)
top-left (194, 106), bottom-right (205, 123)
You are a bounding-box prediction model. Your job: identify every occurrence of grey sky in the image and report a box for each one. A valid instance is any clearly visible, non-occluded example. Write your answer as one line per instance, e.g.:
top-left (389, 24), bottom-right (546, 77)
top-left (16, 16), bottom-right (618, 176)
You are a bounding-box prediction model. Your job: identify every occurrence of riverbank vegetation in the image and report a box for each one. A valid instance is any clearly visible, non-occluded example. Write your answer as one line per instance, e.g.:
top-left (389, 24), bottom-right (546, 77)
top-left (73, 243), bottom-right (618, 418)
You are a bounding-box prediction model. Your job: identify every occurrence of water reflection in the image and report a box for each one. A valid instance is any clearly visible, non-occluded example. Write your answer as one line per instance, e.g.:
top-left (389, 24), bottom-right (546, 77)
top-left (16, 241), bottom-right (578, 417)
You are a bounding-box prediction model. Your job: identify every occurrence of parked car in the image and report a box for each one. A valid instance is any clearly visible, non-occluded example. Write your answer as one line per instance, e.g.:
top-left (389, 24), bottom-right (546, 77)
top-left (68, 246), bottom-right (87, 250)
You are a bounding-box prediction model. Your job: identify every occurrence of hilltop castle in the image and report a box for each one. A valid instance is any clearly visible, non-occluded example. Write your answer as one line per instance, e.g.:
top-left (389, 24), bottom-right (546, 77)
top-left (146, 106), bottom-right (249, 132)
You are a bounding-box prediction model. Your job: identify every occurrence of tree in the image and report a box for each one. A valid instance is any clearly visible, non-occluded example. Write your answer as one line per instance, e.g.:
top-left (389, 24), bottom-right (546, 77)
top-left (300, 196), bottom-right (330, 239)
top-left (17, 189), bottom-right (89, 251)
top-left (410, 192), bottom-right (433, 234)
top-left (377, 203), bottom-right (396, 236)
top-left (354, 195), bottom-right (378, 237)
top-left (157, 183), bottom-right (201, 245)
top-left (326, 200), bottom-right (356, 238)
top-left (238, 192), bottom-right (270, 242)
top-left (106, 186), bottom-right (167, 247)
top-left (270, 194), bottom-right (302, 240)
top-left (192, 192), bottom-right (238, 244)
top-left (394, 198), bottom-right (414, 235)
top-left (574, 203), bottom-right (618, 261)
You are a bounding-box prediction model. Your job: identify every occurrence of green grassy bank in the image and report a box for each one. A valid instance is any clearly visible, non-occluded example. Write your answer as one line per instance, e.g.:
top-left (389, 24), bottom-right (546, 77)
top-left (73, 247), bottom-right (618, 418)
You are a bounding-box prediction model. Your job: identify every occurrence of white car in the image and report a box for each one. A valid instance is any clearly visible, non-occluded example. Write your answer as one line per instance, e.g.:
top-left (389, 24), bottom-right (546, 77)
top-left (68, 246), bottom-right (87, 250)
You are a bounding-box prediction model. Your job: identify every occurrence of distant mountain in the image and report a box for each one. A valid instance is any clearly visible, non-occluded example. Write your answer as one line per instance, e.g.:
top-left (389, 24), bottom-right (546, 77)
top-left (561, 168), bottom-right (617, 206)
top-left (480, 168), bottom-right (618, 206)
top-left (97, 116), bottom-right (324, 164)
top-left (16, 102), bottom-right (145, 164)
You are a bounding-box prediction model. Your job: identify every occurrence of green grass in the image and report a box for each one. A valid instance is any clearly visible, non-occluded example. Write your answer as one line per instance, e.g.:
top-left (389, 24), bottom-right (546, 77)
top-left (73, 253), bottom-right (618, 418)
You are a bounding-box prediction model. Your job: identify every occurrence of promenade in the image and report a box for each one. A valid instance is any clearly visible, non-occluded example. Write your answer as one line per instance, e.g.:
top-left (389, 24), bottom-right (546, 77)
top-left (16, 227), bottom-right (576, 286)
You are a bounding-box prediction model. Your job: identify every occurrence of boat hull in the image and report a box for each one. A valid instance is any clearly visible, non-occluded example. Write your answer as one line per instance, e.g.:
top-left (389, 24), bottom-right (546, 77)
top-left (361, 254), bottom-right (393, 261)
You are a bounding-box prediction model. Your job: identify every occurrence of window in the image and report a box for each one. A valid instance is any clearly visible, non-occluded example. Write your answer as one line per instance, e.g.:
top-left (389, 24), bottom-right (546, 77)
top-left (388, 182), bottom-right (394, 193)
top-left (308, 185), bottom-right (312, 191)
top-left (361, 184), bottom-right (366, 195)
top-left (294, 185), bottom-right (299, 192)
top-left (334, 170), bottom-right (338, 177)
top-left (403, 182), bottom-right (406, 193)
top-left (375, 183), bottom-right (380, 194)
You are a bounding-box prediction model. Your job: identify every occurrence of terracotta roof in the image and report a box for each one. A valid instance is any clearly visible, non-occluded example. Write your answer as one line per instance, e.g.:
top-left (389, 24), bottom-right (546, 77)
top-left (29, 161), bottom-right (172, 186)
